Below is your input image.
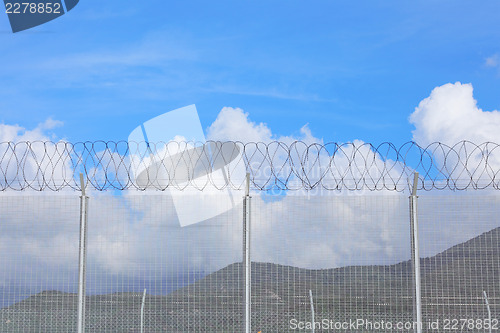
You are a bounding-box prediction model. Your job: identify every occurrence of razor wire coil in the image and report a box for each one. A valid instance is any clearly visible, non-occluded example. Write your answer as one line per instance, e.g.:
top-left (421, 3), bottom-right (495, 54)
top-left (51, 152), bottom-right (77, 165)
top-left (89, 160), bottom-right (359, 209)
top-left (0, 140), bottom-right (499, 192)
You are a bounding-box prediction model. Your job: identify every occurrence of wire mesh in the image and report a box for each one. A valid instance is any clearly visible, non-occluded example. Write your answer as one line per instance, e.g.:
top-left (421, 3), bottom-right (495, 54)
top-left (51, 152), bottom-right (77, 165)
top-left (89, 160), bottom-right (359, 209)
top-left (0, 194), bottom-right (80, 332)
top-left (251, 194), bottom-right (411, 332)
top-left (418, 195), bottom-right (500, 329)
top-left (84, 193), bottom-right (244, 332)
top-left (1, 192), bottom-right (500, 331)
top-left (1, 140), bottom-right (500, 332)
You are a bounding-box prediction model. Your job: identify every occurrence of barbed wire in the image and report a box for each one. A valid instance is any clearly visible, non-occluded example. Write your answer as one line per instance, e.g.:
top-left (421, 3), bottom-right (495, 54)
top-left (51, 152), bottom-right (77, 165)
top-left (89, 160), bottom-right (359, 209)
top-left (0, 140), bottom-right (499, 192)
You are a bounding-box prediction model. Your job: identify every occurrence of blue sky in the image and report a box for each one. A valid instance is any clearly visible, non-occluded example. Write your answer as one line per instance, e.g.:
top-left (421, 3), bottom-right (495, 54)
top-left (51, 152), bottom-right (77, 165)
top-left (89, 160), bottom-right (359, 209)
top-left (1, 1), bottom-right (500, 145)
top-left (3, 1), bottom-right (500, 307)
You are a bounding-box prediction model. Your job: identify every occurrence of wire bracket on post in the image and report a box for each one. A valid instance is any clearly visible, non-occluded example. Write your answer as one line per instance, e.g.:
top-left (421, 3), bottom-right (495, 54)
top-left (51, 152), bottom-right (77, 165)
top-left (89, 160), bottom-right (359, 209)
top-left (77, 173), bottom-right (89, 333)
top-left (409, 172), bottom-right (422, 333)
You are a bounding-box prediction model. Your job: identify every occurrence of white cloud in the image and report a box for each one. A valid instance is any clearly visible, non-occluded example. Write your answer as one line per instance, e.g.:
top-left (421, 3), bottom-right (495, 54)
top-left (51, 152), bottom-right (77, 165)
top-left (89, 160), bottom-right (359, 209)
top-left (207, 107), bottom-right (273, 142)
top-left (0, 118), bottom-right (62, 143)
top-left (250, 195), bottom-right (411, 269)
top-left (410, 82), bottom-right (500, 145)
top-left (0, 119), bottom-right (72, 191)
top-left (206, 107), bottom-right (407, 192)
top-left (206, 107), bottom-right (321, 145)
top-left (409, 82), bottom-right (500, 188)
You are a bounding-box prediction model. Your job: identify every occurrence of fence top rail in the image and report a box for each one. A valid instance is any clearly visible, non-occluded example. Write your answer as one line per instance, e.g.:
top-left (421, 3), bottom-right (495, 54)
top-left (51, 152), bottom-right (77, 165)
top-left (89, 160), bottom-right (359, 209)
top-left (0, 140), bottom-right (499, 192)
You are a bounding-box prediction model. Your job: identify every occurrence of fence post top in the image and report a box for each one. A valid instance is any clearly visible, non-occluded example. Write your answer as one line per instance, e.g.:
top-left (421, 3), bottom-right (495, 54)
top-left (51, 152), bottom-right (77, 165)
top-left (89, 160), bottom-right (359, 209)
top-left (79, 173), bottom-right (86, 197)
top-left (411, 172), bottom-right (419, 196)
top-left (245, 173), bottom-right (250, 197)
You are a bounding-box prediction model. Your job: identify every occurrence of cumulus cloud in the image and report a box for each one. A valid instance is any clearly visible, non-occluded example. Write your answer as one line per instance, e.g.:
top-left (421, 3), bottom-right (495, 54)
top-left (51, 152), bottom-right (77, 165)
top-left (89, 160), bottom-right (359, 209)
top-left (0, 119), bottom-right (72, 191)
top-left (410, 82), bottom-right (500, 145)
top-left (205, 107), bottom-right (406, 192)
top-left (207, 107), bottom-right (273, 142)
top-left (206, 106), bottom-right (320, 145)
top-left (409, 82), bottom-right (500, 184)
top-left (0, 118), bottom-right (62, 142)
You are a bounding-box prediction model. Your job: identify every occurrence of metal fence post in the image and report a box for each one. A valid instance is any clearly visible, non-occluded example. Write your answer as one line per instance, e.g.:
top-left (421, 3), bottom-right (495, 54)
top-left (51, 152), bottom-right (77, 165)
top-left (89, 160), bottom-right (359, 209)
top-left (483, 291), bottom-right (492, 333)
top-left (243, 173), bottom-right (251, 333)
top-left (77, 173), bottom-right (89, 333)
top-left (409, 172), bottom-right (422, 333)
top-left (309, 290), bottom-right (315, 333)
top-left (141, 289), bottom-right (147, 333)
